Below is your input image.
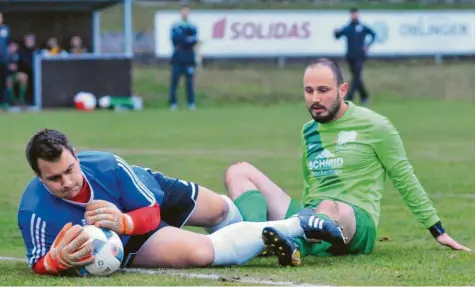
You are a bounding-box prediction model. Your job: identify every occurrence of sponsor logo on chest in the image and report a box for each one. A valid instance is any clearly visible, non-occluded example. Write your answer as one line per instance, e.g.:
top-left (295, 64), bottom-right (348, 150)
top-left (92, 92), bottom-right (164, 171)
top-left (306, 130), bottom-right (358, 176)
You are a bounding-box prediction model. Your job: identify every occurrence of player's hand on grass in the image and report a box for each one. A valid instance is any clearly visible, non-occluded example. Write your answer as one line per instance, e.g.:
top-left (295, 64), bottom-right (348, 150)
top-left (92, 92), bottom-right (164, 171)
top-left (85, 199), bottom-right (134, 235)
top-left (436, 233), bottom-right (471, 252)
top-left (44, 222), bottom-right (95, 274)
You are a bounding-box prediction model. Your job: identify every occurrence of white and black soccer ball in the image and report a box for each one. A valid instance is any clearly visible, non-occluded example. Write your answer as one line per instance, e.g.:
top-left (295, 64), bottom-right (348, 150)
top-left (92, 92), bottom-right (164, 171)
top-left (76, 225), bottom-right (124, 276)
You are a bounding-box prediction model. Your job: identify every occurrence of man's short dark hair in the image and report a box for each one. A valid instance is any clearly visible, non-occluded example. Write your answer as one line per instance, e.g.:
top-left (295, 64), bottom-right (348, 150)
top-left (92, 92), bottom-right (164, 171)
top-left (307, 58), bottom-right (344, 85)
top-left (350, 7), bottom-right (359, 13)
top-left (25, 129), bottom-right (74, 175)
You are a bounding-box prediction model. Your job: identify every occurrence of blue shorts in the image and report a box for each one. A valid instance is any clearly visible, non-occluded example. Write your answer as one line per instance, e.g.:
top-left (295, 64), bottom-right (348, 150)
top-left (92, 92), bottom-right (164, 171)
top-left (122, 171), bottom-right (199, 267)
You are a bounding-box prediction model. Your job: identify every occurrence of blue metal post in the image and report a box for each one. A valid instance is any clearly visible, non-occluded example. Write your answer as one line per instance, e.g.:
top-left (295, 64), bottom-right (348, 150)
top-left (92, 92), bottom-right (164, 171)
top-left (124, 0), bottom-right (133, 56)
top-left (93, 11), bottom-right (101, 54)
top-left (33, 53), bottom-right (42, 110)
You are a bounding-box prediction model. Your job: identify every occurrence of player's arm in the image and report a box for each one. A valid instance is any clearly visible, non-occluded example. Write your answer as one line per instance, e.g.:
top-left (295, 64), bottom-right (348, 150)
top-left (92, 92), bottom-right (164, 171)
top-left (372, 119), bottom-right (470, 251)
top-left (170, 24), bottom-right (186, 47)
top-left (334, 24), bottom-right (349, 39)
top-left (364, 25), bottom-right (376, 49)
top-left (184, 24), bottom-right (198, 47)
top-left (85, 156), bottom-right (161, 236)
top-left (18, 211), bottom-right (94, 275)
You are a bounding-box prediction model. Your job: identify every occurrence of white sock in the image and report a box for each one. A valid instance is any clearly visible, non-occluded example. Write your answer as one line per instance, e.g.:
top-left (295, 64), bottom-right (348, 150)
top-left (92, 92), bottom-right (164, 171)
top-left (208, 217), bottom-right (303, 266)
top-left (204, 195), bottom-right (243, 234)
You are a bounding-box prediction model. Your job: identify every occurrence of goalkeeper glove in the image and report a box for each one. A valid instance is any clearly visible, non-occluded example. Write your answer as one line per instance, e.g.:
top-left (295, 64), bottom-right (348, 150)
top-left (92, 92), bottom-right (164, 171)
top-left (84, 200), bottom-right (134, 235)
top-left (44, 222), bottom-right (94, 275)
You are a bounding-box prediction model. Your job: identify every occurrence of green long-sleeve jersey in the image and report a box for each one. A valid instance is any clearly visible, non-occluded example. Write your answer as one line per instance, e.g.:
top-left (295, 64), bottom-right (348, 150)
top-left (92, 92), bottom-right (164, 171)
top-left (301, 101), bottom-right (440, 229)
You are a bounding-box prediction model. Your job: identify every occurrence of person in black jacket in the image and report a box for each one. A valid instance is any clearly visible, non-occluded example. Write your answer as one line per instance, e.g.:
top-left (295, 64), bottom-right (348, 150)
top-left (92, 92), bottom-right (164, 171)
top-left (19, 33), bottom-right (38, 105)
top-left (168, 4), bottom-right (199, 111)
top-left (334, 7), bottom-right (376, 104)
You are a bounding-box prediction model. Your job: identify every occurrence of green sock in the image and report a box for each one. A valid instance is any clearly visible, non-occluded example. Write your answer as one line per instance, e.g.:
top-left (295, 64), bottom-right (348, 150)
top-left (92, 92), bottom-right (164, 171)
top-left (233, 190), bottom-right (268, 222)
top-left (295, 213), bottom-right (334, 257)
top-left (19, 84), bottom-right (27, 102)
top-left (7, 87), bottom-right (14, 102)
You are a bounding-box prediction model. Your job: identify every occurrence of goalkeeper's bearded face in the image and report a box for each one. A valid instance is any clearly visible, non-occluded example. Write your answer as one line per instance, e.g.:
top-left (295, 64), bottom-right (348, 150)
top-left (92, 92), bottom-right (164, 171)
top-left (37, 149), bottom-right (84, 200)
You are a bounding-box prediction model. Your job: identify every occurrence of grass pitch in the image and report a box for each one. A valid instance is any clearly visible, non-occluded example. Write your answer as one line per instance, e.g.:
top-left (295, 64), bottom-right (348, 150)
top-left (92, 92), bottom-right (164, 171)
top-left (0, 62), bottom-right (474, 285)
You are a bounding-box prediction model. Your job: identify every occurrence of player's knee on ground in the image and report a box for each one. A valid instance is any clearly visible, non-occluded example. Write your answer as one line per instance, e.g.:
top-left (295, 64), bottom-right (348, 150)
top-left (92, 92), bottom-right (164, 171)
top-left (178, 233), bottom-right (215, 267)
top-left (186, 243), bottom-right (216, 267)
top-left (224, 161), bottom-right (260, 199)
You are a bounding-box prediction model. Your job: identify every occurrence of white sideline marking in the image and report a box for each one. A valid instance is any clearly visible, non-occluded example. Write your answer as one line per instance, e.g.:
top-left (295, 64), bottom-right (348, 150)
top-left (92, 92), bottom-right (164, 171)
top-left (0, 256), bottom-right (22, 262)
top-left (0, 256), bottom-right (328, 287)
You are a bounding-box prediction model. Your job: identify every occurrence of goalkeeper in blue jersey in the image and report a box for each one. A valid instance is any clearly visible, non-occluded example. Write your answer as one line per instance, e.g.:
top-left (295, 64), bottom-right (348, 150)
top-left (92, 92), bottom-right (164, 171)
top-left (19, 128), bottom-right (325, 275)
top-left (18, 129), bottom-right (247, 274)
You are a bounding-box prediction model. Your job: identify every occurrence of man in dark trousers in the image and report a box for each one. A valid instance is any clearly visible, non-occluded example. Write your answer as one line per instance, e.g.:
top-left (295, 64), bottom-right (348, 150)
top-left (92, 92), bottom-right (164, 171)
top-left (168, 4), bottom-right (198, 111)
top-left (334, 7), bottom-right (376, 104)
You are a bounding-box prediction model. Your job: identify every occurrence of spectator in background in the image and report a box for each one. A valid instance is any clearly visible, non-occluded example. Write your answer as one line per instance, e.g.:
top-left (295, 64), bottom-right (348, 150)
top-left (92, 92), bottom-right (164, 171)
top-left (19, 33), bottom-right (38, 106)
top-left (6, 42), bottom-right (28, 106)
top-left (69, 36), bottom-right (87, 54)
top-left (168, 4), bottom-right (198, 111)
top-left (20, 33), bottom-right (37, 69)
top-left (0, 13), bottom-right (10, 109)
top-left (334, 7), bottom-right (376, 105)
top-left (42, 37), bottom-right (67, 56)
top-left (19, 33), bottom-right (37, 78)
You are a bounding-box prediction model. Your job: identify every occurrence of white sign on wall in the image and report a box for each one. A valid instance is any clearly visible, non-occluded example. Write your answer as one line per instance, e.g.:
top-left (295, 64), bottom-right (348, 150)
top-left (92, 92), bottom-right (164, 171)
top-left (154, 10), bottom-right (475, 57)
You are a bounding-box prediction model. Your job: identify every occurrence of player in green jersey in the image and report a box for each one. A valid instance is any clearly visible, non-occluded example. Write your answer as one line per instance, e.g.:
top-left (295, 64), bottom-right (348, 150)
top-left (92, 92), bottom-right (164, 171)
top-left (224, 58), bottom-right (471, 266)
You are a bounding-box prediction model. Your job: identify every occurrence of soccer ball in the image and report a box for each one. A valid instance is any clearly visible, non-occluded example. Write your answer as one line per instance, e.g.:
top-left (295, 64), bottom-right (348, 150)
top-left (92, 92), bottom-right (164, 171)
top-left (76, 225), bottom-right (124, 276)
top-left (74, 92), bottom-right (97, 111)
top-left (98, 96), bottom-right (112, 109)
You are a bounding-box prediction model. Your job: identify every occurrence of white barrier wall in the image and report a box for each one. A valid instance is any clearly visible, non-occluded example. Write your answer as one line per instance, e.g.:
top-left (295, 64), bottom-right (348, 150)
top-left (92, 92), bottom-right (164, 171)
top-left (154, 10), bottom-right (475, 58)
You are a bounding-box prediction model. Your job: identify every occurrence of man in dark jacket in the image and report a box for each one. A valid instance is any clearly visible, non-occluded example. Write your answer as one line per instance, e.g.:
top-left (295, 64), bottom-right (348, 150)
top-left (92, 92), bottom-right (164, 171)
top-left (168, 4), bottom-right (198, 111)
top-left (334, 7), bottom-right (376, 104)
top-left (19, 33), bottom-right (38, 106)
top-left (19, 34), bottom-right (37, 70)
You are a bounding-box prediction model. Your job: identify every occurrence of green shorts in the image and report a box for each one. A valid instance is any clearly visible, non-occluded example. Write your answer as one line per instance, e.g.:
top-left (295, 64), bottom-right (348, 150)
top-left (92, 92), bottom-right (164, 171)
top-left (285, 198), bottom-right (376, 256)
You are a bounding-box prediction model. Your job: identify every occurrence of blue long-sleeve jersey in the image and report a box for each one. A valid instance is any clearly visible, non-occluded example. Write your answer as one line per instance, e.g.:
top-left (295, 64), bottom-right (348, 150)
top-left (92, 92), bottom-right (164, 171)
top-left (170, 20), bottom-right (198, 66)
top-left (334, 21), bottom-right (376, 60)
top-left (17, 151), bottom-right (165, 267)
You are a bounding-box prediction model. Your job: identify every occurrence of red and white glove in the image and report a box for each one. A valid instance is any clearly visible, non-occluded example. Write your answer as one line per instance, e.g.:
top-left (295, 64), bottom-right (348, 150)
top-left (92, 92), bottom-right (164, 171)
top-left (85, 200), bottom-right (134, 235)
top-left (44, 223), bottom-right (95, 274)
